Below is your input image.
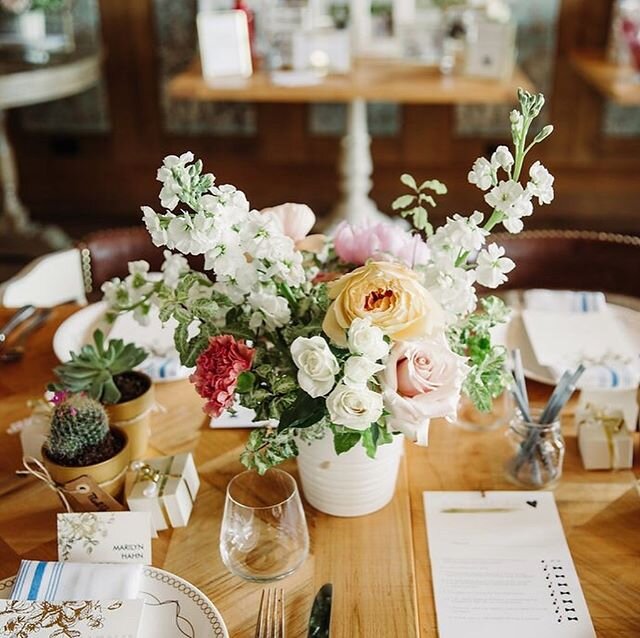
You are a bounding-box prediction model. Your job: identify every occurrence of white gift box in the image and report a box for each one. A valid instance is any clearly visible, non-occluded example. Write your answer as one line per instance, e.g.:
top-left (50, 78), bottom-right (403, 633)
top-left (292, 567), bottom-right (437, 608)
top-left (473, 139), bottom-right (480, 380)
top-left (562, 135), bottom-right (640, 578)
top-left (125, 453), bottom-right (200, 533)
top-left (576, 406), bottom-right (634, 470)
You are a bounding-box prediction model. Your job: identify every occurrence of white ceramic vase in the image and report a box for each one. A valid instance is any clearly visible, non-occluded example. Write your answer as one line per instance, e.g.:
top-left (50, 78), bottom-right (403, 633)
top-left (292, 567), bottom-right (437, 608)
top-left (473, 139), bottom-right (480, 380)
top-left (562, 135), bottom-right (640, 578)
top-left (296, 433), bottom-right (404, 517)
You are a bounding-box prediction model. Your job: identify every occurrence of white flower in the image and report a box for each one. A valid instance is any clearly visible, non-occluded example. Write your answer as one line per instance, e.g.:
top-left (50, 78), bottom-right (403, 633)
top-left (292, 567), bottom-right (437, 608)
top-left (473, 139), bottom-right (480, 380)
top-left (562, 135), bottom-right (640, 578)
top-left (423, 255), bottom-right (477, 321)
top-left (467, 157), bottom-right (494, 191)
top-left (248, 292), bottom-right (291, 330)
top-left (510, 109), bottom-right (523, 128)
top-left (490, 145), bottom-right (514, 172)
top-left (161, 250), bottom-right (189, 288)
top-left (475, 243), bottom-right (515, 288)
top-left (291, 336), bottom-right (339, 398)
top-left (142, 206), bottom-right (168, 247)
top-left (347, 317), bottom-right (390, 361)
top-left (527, 160), bottom-right (555, 205)
top-left (428, 212), bottom-right (487, 256)
top-left (343, 356), bottom-right (385, 385)
top-left (485, 179), bottom-right (523, 212)
top-left (381, 334), bottom-right (469, 445)
top-left (128, 260), bottom-right (149, 276)
top-left (326, 382), bottom-right (383, 431)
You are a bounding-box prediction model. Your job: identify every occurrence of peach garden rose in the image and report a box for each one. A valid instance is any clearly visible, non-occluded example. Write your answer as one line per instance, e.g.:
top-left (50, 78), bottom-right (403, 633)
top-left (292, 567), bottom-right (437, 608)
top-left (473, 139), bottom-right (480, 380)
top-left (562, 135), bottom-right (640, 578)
top-left (322, 261), bottom-right (444, 346)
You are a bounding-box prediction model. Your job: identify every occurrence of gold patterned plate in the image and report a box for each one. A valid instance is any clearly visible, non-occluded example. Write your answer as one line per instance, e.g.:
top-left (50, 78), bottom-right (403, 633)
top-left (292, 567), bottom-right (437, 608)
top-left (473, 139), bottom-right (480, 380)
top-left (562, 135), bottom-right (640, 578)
top-left (0, 566), bottom-right (228, 638)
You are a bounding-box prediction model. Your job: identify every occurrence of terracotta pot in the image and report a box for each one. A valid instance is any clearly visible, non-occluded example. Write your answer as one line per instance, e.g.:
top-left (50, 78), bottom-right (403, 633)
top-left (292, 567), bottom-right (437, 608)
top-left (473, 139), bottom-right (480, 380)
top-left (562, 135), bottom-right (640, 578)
top-left (105, 372), bottom-right (154, 461)
top-left (42, 427), bottom-right (130, 498)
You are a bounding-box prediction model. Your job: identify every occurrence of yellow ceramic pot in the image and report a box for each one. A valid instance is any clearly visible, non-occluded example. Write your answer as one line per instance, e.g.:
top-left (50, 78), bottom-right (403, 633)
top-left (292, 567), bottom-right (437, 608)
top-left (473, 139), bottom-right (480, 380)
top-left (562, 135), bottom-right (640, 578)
top-left (42, 427), bottom-right (130, 498)
top-left (105, 372), bottom-right (154, 461)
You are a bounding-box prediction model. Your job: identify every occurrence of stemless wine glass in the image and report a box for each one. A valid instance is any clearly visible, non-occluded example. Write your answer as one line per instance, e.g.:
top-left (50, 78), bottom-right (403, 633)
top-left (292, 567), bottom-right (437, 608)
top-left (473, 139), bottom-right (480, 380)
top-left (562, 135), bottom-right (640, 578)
top-left (220, 468), bottom-right (309, 582)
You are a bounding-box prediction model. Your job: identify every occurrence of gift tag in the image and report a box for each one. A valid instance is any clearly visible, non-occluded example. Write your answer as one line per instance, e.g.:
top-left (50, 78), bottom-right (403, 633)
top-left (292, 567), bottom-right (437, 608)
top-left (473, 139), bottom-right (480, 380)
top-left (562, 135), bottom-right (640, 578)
top-left (57, 512), bottom-right (152, 564)
top-left (63, 475), bottom-right (126, 512)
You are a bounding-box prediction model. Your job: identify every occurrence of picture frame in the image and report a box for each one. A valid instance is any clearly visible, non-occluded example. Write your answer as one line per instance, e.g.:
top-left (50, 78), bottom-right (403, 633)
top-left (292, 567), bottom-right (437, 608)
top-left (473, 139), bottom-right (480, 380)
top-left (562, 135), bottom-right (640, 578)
top-left (196, 10), bottom-right (253, 81)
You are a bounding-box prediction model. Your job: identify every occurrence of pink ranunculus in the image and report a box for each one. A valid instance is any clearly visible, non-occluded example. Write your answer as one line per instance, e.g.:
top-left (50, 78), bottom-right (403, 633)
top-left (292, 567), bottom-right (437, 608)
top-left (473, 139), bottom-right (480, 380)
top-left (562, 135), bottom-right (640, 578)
top-left (380, 334), bottom-right (468, 446)
top-left (332, 222), bottom-right (430, 267)
top-left (261, 203), bottom-right (326, 253)
top-left (190, 335), bottom-right (255, 418)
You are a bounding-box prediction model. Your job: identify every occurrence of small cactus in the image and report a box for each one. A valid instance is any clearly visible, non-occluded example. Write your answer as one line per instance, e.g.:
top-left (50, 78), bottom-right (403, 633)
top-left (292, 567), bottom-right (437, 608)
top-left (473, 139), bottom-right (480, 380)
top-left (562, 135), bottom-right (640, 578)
top-left (45, 394), bottom-right (110, 465)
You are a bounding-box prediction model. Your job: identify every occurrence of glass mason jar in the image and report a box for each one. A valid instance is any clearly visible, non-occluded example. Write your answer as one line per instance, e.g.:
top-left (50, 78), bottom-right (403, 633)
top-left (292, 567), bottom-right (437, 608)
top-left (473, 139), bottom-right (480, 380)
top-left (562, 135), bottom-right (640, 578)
top-left (504, 409), bottom-right (565, 488)
top-left (455, 390), bottom-right (513, 433)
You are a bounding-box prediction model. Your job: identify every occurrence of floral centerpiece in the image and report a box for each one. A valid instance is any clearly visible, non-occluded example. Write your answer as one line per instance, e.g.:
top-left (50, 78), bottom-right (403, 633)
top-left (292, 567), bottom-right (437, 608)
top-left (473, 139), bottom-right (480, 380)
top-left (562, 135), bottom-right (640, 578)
top-left (104, 89), bottom-right (554, 515)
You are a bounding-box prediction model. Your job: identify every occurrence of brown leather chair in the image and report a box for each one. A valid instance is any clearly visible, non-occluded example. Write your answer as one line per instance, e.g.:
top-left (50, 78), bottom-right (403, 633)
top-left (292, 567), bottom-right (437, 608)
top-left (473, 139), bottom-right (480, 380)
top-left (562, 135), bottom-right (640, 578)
top-left (78, 227), bottom-right (166, 302)
top-left (488, 230), bottom-right (640, 299)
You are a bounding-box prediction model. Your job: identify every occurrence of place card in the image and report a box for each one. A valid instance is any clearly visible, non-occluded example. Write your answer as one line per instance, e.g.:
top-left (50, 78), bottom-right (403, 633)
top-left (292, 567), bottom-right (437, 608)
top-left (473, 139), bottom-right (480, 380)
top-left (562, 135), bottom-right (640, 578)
top-left (0, 599), bottom-right (144, 638)
top-left (424, 491), bottom-right (596, 638)
top-left (57, 512), bottom-right (152, 564)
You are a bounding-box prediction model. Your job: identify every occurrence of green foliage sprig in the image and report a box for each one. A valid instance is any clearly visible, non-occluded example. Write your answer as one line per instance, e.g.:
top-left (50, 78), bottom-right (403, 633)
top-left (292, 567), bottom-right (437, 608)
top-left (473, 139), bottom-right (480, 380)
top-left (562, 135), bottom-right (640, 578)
top-left (391, 174), bottom-right (447, 235)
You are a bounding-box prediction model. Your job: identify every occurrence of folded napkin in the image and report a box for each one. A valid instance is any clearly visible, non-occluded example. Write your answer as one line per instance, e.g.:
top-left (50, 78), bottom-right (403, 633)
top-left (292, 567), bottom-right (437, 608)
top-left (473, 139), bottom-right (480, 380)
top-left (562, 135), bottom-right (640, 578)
top-left (10, 561), bottom-right (142, 601)
top-left (523, 290), bottom-right (639, 390)
top-left (523, 289), bottom-right (607, 313)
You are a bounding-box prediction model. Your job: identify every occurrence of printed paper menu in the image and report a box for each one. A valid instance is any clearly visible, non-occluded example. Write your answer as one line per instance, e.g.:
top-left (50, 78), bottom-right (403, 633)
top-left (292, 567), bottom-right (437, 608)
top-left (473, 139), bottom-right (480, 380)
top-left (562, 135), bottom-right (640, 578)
top-left (424, 491), bottom-right (596, 638)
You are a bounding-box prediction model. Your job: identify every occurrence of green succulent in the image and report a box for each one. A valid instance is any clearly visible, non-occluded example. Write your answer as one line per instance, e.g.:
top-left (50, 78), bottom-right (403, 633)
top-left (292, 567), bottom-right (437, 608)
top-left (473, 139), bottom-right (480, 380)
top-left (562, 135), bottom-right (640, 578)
top-left (52, 330), bottom-right (147, 405)
top-left (45, 394), bottom-right (110, 465)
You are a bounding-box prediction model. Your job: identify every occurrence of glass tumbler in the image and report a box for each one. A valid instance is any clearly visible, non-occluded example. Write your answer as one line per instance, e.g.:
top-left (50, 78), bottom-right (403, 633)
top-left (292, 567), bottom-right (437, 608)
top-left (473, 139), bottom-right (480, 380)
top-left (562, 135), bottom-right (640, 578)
top-left (505, 409), bottom-right (565, 489)
top-left (220, 468), bottom-right (309, 582)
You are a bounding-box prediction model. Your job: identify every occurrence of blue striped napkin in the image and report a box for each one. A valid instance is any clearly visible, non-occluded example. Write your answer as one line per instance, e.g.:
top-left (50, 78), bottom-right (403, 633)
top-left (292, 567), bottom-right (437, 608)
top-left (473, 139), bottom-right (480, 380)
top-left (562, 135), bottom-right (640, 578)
top-left (10, 561), bottom-right (142, 601)
top-left (523, 289), bottom-right (607, 314)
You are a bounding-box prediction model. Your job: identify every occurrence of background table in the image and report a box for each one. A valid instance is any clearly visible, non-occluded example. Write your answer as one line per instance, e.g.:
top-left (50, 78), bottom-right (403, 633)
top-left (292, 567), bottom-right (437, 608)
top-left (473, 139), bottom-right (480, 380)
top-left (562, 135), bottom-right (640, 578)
top-left (168, 59), bottom-right (534, 227)
top-left (0, 305), bottom-right (638, 637)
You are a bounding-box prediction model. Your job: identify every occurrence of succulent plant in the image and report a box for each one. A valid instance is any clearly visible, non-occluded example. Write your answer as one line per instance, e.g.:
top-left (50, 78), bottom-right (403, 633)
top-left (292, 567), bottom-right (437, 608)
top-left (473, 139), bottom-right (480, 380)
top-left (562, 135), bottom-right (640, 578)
top-left (45, 394), bottom-right (110, 465)
top-left (52, 330), bottom-right (148, 405)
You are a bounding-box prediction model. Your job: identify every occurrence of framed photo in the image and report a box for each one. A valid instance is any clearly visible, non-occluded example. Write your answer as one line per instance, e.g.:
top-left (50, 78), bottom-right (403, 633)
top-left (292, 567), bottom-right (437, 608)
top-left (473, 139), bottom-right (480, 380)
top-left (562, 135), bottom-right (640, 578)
top-left (197, 10), bottom-right (253, 81)
top-left (464, 17), bottom-right (515, 80)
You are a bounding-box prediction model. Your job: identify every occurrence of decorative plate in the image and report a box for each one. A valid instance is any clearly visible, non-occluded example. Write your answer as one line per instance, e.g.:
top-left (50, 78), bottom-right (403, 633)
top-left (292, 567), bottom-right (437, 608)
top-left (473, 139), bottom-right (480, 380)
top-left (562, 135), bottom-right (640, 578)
top-left (53, 301), bottom-right (192, 383)
top-left (0, 566), bottom-right (228, 638)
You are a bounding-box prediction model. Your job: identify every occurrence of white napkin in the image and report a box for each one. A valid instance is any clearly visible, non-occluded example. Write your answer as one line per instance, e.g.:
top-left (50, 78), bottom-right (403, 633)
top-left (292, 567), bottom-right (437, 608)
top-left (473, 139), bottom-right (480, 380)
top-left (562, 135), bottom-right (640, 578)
top-left (522, 290), bottom-right (639, 390)
top-left (523, 289), bottom-right (607, 313)
top-left (10, 561), bottom-right (142, 601)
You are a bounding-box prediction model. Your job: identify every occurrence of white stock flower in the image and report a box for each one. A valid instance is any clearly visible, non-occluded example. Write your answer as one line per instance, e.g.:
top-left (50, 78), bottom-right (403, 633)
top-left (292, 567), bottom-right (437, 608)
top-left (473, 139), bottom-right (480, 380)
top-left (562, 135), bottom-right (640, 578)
top-left (423, 261), bottom-right (477, 320)
top-left (291, 336), bottom-right (339, 398)
top-left (490, 145), bottom-right (514, 172)
top-left (128, 260), bottom-right (149, 276)
top-left (485, 180), bottom-right (533, 234)
top-left (527, 160), bottom-right (555, 205)
top-left (475, 243), bottom-right (515, 288)
top-left (161, 250), bottom-right (189, 288)
top-left (467, 157), bottom-right (494, 191)
top-left (142, 206), bottom-right (168, 247)
top-left (343, 356), bottom-right (385, 385)
top-left (429, 212), bottom-right (487, 256)
top-left (347, 317), bottom-right (390, 361)
top-left (326, 382), bottom-right (383, 431)
top-left (510, 110), bottom-right (523, 128)
top-left (248, 292), bottom-right (291, 330)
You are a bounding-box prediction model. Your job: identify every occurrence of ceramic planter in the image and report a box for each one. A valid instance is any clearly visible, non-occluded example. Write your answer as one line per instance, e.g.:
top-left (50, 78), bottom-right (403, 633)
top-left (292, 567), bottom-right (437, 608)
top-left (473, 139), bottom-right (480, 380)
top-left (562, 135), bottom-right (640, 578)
top-left (296, 433), bottom-right (404, 517)
top-left (105, 372), bottom-right (154, 461)
top-left (42, 427), bottom-right (130, 498)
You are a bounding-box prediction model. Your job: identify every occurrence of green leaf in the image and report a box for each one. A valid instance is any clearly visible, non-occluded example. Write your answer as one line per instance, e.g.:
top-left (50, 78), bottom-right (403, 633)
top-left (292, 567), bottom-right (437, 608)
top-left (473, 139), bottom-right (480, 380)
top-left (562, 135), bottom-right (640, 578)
top-left (400, 173), bottom-right (417, 190)
top-left (236, 371), bottom-right (255, 394)
top-left (278, 392), bottom-right (326, 431)
top-left (420, 179), bottom-right (448, 195)
top-left (333, 431), bottom-right (361, 455)
top-left (361, 427), bottom-right (378, 459)
top-left (533, 124), bottom-right (553, 144)
top-left (391, 194), bottom-right (415, 210)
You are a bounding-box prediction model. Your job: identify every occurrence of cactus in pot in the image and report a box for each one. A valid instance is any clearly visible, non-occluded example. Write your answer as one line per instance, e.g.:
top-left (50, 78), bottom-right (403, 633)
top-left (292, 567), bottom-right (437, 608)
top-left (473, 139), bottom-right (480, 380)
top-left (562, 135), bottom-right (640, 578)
top-left (42, 393), bottom-right (130, 497)
top-left (51, 330), bottom-right (154, 460)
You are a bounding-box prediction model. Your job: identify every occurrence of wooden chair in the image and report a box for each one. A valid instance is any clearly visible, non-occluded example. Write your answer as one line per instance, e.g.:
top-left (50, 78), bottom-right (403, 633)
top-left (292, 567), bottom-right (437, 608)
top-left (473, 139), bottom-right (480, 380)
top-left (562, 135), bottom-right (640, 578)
top-left (489, 230), bottom-right (640, 299)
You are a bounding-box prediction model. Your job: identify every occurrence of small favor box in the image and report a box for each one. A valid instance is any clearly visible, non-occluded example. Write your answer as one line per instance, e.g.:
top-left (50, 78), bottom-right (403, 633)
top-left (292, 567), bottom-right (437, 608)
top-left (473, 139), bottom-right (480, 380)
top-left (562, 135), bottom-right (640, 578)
top-left (125, 453), bottom-right (200, 533)
top-left (576, 404), bottom-right (634, 470)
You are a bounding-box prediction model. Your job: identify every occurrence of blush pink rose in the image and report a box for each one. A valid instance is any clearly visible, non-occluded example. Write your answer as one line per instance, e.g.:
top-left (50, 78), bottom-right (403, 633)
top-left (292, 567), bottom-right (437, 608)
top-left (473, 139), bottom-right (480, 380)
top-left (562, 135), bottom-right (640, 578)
top-left (190, 335), bottom-right (255, 417)
top-left (333, 221), bottom-right (430, 268)
top-left (261, 203), bottom-right (326, 253)
top-left (380, 334), bottom-right (468, 445)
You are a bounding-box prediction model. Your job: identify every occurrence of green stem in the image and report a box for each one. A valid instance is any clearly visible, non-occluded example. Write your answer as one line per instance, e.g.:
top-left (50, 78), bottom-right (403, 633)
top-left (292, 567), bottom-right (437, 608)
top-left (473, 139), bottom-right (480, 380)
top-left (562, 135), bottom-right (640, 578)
top-left (483, 209), bottom-right (504, 233)
top-left (512, 115), bottom-right (533, 182)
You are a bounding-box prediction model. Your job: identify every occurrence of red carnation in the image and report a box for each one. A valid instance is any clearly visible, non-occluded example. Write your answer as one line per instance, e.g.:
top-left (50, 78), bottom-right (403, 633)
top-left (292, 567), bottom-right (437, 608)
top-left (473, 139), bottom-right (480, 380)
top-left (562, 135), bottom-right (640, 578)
top-left (190, 335), bottom-right (255, 417)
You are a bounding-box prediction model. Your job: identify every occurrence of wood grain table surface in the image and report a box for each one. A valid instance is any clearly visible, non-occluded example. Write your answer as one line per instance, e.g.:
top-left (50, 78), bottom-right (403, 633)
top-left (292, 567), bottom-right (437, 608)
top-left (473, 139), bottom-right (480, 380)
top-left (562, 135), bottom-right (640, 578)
top-left (168, 58), bottom-right (534, 105)
top-left (0, 305), bottom-right (638, 637)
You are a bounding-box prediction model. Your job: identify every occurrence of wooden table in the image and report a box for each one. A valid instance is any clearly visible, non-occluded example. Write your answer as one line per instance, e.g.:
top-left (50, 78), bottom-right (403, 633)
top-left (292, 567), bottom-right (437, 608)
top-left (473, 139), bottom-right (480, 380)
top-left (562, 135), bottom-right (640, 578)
top-left (571, 49), bottom-right (640, 106)
top-left (168, 59), bottom-right (534, 227)
top-left (0, 305), bottom-right (639, 637)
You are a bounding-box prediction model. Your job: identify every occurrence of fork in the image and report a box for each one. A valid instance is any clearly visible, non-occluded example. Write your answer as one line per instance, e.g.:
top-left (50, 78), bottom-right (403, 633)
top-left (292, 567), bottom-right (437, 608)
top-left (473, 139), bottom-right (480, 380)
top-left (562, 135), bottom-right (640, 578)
top-left (255, 588), bottom-right (285, 638)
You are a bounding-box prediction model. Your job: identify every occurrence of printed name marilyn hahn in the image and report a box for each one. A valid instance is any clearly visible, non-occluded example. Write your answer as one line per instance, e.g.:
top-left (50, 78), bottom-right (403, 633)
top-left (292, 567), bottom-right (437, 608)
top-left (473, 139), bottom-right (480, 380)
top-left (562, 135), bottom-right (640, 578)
top-left (113, 543), bottom-right (145, 560)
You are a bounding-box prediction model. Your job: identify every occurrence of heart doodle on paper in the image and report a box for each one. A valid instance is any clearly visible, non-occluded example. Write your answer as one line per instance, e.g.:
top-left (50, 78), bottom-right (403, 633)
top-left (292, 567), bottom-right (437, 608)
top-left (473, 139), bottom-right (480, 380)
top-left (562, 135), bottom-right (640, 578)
top-left (526, 500), bottom-right (538, 508)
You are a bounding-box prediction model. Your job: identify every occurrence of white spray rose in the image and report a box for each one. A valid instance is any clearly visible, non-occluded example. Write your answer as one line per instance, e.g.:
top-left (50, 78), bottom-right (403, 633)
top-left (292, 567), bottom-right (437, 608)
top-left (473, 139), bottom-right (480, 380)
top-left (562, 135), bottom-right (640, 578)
top-left (326, 382), bottom-right (383, 431)
top-left (343, 356), bottom-right (385, 385)
top-left (248, 292), bottom-right (291, 330)
top-left (347, 317), bottom-right (390, 361)
top-left (291, 336), bottom-right (339, 398)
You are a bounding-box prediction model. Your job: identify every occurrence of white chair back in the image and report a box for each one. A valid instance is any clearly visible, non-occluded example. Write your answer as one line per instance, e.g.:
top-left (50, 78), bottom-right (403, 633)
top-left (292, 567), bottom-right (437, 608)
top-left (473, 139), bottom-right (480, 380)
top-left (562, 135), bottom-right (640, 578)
top-left (0, 248), bottom-right (87, 307)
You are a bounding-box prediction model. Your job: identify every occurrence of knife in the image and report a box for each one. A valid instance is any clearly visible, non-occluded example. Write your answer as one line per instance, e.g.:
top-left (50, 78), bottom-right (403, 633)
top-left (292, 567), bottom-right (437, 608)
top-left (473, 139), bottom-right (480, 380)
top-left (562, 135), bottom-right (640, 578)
top-left (308, 583), bottom-right (332, 638)
top-left (0, 305), bottom-right (36, 349)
